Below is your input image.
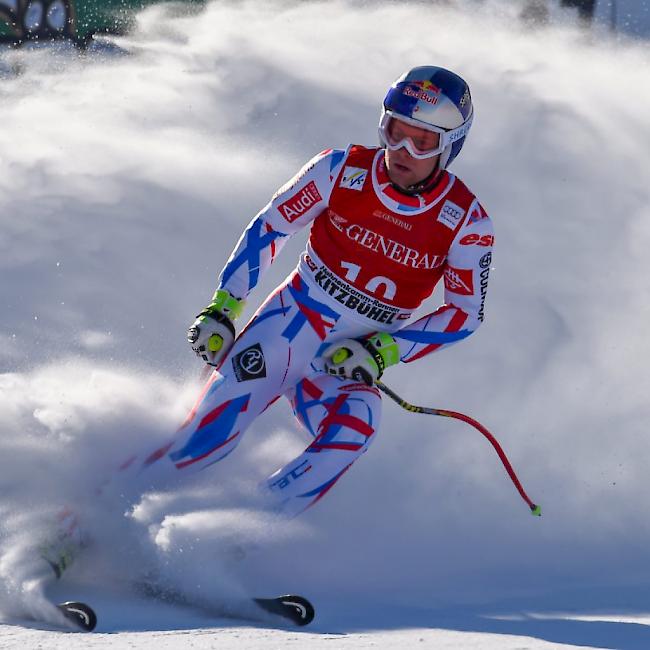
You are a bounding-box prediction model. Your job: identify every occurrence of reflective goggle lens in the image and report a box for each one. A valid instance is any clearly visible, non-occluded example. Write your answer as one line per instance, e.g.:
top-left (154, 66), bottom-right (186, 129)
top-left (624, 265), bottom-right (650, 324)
top-left (385, 117), bottom-right (441, 155)
top-left (379, 113), bottom-right (446, 159)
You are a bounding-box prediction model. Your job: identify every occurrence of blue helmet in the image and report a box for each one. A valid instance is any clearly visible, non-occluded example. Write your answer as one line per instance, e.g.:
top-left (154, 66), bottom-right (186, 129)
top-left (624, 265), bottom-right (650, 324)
top-left (379, 66), bottom-right (474, 170)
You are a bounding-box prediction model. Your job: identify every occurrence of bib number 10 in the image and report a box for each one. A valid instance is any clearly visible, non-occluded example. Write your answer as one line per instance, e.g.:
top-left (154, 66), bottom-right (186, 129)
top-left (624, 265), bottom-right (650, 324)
top-left (340, 261), bottom-right (397, 300)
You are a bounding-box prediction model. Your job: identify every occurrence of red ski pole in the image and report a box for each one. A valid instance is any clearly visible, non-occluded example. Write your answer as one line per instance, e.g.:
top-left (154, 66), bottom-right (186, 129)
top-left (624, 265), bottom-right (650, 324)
top-left (375, 380), bottom-right (541, 517)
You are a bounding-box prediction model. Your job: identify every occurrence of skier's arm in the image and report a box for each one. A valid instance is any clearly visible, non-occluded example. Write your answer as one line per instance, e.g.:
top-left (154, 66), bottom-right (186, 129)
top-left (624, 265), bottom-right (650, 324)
top-left (216, 148), bottom-right (346, 301)
top-left (393, 201), bottom-right (494, 363)
top-left (188, 149), bottom-right (346, 365)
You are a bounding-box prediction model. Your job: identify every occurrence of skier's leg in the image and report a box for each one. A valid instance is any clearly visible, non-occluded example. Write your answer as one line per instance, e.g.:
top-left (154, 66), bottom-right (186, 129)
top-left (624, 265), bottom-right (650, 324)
top-left (101, 272), bottom-right (343, 502)
top-left (263, 374), bottom-right (382, 517)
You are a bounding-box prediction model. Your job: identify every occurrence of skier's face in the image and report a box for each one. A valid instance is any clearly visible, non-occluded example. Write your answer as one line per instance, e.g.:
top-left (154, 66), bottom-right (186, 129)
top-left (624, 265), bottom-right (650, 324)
top-left (384, 144), bottom-right (439, 190)
top-left (383, 120), bottom-right (440, 189)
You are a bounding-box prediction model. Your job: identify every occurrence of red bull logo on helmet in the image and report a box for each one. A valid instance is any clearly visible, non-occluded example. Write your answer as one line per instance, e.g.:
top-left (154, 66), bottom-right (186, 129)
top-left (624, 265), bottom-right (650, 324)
top-left (403, 80), bottom-right (441, 105)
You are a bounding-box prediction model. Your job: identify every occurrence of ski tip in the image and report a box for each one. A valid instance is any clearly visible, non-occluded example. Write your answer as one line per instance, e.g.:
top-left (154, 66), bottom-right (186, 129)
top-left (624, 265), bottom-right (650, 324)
top-left (530, 504), bottom-right (542, 517)
top-left (57, 601), bottom-right (97, 632)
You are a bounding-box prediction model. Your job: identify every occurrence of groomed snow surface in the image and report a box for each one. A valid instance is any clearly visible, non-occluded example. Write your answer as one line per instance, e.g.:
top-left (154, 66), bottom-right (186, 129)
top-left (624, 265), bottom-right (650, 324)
top-left (1, 1), bottom-right (650, 648)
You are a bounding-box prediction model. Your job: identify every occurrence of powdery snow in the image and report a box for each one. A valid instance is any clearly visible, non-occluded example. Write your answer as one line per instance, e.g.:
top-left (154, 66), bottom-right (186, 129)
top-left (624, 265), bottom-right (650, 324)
top-left (1, 1), bottom-right (650, 648)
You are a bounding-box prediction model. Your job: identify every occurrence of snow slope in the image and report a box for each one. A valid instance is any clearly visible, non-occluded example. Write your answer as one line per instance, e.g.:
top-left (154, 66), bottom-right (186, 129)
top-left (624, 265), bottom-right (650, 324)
top-left (1, 1), bottom-right (650, 648)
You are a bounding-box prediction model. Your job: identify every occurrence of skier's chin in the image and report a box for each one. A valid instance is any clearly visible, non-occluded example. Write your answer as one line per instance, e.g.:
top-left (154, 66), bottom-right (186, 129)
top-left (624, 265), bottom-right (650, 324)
top-left (385, 153), bottom-right (436, 191)
top-left (388, 166), bottom-right (419, 191)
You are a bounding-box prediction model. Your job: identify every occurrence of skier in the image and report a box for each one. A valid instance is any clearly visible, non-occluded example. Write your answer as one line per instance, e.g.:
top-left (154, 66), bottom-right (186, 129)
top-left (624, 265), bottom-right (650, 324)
top-left (149, 64), bottom-right (494, 518)
top-left (43, 66), bottom-right (495, 577)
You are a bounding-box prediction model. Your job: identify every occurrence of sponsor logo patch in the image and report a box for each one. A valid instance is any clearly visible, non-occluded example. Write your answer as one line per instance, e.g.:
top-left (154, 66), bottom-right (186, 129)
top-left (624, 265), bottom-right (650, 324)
top-left (268, 459), bottom-right (312, 491)
top-left (372, 209), bottom-right (413, 231)
top-left (339, 166), bottom-right (368, 191)
top-left (443, 266), bottom-right (474, 296)
top-left (328, 219), bottom-right (445, 270)
top-left (459, 233), bottom-right (494, 247)
top-left (478, 265), bottom-right (490, 322)
top-left (277, 181), bottom-right (322, 223)
top-left (312, 265), bottom-right (410, 325)
top-left (403, 80), bottom-right (441, 105)
top-left (438, 200), bottom-right (465, 230)
top-left (232, 343), bottom-right (267, 381)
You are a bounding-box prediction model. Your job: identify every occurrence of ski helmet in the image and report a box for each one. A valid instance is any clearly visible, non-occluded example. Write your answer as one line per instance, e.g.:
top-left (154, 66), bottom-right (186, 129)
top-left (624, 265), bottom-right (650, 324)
top-left (379, 66), bottom-right (474, 170)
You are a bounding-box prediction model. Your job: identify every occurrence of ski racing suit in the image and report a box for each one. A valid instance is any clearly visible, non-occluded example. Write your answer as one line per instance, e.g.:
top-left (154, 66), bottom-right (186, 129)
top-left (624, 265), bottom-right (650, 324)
top-left (123, 145), bottom-right (494, 518)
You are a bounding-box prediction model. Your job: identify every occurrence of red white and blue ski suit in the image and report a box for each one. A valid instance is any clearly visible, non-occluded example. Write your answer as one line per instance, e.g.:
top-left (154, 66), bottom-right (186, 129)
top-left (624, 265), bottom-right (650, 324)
top-left (134, 145), bottom-right (494, 517)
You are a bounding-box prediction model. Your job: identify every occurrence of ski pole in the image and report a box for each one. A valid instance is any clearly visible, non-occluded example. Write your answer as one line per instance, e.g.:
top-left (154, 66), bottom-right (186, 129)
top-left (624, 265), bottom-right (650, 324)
top-left (374, 379), bottom-right (541, 517)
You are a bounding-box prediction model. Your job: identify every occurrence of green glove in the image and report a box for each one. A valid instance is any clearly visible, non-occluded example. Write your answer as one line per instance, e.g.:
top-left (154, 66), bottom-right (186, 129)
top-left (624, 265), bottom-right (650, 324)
top-left (323, 332), bottom-right (400, 385)
top-left (187, 289), bottom-right (245, 366)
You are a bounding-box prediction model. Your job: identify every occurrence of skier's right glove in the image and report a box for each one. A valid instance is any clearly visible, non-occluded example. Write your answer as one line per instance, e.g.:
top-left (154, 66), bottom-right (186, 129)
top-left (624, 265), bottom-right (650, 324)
top-left (187, 289), bottom-right (246, 367)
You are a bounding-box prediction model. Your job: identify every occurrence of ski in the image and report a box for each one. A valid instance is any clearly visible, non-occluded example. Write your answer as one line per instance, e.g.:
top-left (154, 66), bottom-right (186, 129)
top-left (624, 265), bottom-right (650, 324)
top-left (39, 540), bottom-right (314, 629)
top-left (253, 594), bottom-right (314, 626)
top-left (56, 601), bottom-right (97, 631)
top-left (136, 581), bottom-right (315, 627)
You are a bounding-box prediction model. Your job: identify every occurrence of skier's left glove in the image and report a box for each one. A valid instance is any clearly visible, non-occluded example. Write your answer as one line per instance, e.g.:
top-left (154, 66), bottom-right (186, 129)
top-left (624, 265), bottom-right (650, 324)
top-left (187, 289), bottom-right (245, 367)
top-left (322, 332), bottom-right (400, 386)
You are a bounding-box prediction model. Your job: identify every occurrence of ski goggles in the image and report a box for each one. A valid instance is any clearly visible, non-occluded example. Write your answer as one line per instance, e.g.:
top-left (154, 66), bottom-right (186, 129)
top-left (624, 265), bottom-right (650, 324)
top-left (378, 110), bottom-right (473, 160)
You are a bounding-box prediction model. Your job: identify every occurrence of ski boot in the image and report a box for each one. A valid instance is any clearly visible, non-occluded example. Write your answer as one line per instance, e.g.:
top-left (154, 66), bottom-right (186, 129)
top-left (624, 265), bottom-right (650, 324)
top-left (38, 506), bottom-right (85, 580)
